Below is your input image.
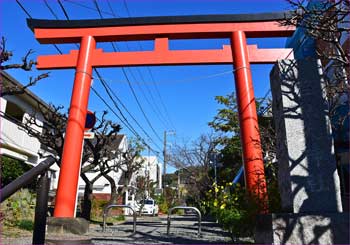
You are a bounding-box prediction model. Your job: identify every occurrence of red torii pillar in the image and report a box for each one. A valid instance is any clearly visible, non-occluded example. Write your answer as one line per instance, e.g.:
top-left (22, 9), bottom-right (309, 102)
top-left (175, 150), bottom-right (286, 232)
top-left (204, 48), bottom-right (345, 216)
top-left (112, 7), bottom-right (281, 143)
top-left (54, 36), bottom-right (96, 217)
top-left (28, 14), bottom-right (295, 217)
top-left (231, 31), bottom-right (266, 200)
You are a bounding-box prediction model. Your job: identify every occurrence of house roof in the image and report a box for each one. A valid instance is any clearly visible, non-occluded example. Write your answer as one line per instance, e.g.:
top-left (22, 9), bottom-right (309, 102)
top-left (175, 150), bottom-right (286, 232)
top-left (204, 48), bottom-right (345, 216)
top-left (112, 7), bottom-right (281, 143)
top-left (89, 134), bottom-right (125, 149)
top-left (1, 70), bottom-right (51, 111)
top-left (110, 134), bottom-right (125, 148)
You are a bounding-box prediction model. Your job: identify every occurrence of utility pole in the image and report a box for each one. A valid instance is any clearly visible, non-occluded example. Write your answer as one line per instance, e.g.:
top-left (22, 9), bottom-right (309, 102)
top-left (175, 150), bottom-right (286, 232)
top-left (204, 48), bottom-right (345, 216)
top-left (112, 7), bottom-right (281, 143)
top-left (147, 145), bottom-right (150, 198)
top-left (163, 131), bottom-right (167, 177)
top-left (177, 169), bottom-right (181, 200)
top-left (163, 130), bottom-right (175, 189)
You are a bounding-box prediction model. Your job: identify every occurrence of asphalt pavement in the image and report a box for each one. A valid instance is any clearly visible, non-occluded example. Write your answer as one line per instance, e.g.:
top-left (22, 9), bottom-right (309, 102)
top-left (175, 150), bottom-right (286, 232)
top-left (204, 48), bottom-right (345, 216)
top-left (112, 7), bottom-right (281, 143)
top-left (91, 214), bottom-right (234, 244)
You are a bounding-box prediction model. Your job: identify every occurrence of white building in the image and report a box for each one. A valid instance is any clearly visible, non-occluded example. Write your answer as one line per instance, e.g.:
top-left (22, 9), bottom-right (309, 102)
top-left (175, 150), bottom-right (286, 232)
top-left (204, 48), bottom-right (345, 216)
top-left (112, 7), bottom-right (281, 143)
top-left (125, 155), bottom-right (162, 214)
top-left (1, 71), bottom-right (48, 165)
top-left (76, 134), bottom-right (128, 198)
top-left (131, 155), bottom-right (162, 190)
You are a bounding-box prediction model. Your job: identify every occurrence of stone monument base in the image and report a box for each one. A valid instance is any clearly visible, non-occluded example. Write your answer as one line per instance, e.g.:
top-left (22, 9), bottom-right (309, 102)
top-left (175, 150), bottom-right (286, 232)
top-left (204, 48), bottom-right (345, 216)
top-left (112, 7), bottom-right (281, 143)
top-left (254, 213), bottom-right (349, 244)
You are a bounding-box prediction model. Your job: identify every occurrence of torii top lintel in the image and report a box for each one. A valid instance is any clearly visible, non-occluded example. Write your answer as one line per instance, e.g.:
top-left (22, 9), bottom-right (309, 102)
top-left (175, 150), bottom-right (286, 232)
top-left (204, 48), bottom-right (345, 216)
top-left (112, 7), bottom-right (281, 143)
top-left (27, 11), bottom-right (295, 69)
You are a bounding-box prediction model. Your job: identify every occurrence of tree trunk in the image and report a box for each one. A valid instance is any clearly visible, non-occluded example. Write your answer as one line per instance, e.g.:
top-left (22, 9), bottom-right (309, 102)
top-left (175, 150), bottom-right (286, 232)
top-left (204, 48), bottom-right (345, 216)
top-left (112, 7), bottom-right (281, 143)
top-left (103, 173), bottom-right (118, 206)
top-left (81, 173), bottom-right (93, 220)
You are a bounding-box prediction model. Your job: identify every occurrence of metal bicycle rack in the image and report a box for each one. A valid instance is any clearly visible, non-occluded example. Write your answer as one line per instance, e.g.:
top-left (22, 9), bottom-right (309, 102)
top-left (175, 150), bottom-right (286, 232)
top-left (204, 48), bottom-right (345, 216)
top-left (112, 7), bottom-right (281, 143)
top-left (167, 206), bottom-right (202, 237)
top-left (103, 204), bottom-right (137, 233)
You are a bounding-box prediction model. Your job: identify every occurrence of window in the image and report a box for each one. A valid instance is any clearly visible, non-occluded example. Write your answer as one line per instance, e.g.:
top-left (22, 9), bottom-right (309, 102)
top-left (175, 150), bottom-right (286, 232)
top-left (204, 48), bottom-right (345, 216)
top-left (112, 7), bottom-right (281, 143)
top-left (5, 101), bottom-right (25, 122)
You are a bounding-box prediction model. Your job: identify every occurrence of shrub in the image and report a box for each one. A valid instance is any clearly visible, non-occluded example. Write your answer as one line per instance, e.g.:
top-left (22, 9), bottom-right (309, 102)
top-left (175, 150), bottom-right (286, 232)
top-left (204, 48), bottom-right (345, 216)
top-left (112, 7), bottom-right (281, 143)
top-left (91, 198), bottom-right (108, 220)
top-left (202, 182), bottom-right (268, 238)
top-left (1, 189), bottom-right (36, 230)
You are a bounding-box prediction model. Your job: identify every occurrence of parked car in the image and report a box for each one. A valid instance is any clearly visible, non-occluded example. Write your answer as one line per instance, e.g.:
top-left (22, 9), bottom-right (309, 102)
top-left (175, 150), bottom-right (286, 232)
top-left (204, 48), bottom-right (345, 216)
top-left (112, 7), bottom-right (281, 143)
top-left (135, 199), bottom-right (159, 216)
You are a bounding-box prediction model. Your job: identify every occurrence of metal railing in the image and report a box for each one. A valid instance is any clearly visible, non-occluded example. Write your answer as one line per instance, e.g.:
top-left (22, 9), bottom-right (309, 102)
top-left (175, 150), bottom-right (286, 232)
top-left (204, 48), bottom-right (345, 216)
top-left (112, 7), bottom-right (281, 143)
top-left (0, 156), bottom-right (56, 245)
top-left (0, 156), bottom-right (56, 202)
top-left (103, 204), bottom-right (137, 233)
top-left (167, 206), bottom-right (202, 237)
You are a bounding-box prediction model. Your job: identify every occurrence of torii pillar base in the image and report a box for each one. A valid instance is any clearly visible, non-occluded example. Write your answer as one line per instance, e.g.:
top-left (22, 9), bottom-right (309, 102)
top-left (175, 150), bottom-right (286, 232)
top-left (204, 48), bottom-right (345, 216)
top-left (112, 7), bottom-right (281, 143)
top-left (46, 217), bottom-right (91, 244)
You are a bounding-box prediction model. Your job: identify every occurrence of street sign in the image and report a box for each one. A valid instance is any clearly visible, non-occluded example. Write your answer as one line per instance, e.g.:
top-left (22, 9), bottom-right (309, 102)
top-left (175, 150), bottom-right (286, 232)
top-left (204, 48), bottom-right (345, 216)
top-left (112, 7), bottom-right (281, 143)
top-left (85, 110), bottom-right (96, 130)
top-left (83, 131), bottom-right (95, 139)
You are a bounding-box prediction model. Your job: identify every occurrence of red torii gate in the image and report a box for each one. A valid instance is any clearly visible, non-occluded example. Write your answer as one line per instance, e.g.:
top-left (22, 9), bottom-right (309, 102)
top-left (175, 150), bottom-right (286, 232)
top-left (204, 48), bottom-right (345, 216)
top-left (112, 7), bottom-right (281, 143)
top-left (28, 12), bottom-right (295, 218)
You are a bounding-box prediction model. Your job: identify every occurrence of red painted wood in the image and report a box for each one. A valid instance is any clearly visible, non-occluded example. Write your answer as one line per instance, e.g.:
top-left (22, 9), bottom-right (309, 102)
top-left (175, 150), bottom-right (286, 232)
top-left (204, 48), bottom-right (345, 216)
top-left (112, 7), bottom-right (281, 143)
top-left (231, 31), bottom-right (268, 211)
top-left (36, 45), bottom-right (293, 69)
top-left (53, 36), bottom-right (96, 218)
top-left (33, 21), bottom-right (295, 44)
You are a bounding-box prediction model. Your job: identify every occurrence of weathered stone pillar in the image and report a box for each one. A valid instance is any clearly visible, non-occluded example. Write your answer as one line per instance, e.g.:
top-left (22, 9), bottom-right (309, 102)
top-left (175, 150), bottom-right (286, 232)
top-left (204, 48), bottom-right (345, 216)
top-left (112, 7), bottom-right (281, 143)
top-left (271, 59), bottom-right (342, 213)
top-left (254, 59), bottom-right (349, 244)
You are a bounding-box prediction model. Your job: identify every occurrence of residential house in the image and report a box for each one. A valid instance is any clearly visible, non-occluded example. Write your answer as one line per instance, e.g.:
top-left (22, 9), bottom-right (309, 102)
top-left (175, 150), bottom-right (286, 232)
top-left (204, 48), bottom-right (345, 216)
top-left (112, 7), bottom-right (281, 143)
top-left (0, 70), bottom-right (59, 190)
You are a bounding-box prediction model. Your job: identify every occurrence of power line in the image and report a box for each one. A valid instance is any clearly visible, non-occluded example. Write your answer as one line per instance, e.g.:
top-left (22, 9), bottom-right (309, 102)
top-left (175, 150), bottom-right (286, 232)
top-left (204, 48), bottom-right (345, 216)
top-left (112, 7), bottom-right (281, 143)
top-left (56, 0), bottom-right (163, 154)
top-left (44, 0), bottom-right (59, 19)
top-left (121, 65), bottom-right (164, 143)
top-left (77, 69), bottom-right (235, 85)
top-left (63, 0), bottom-right (118, 17)
top-left (93, 0), bottom-right (103, 18)
top-left (17, 0), bottom-right (163, 158)
top-left (93, 0), bottom-right (164, 144)
top-left (146, 68), bottom-right (177, 130)
top-left (120, 0), bottom-right (175, 129)
top-left (57, 0), bottom-right (70, 20)
top-left (122, 0), bottom-right (132, 17)
top-left (102, 2), bottom-right (170, 133)
top-left (122, 60), bottom-right (171, 129)
top-left (93, 69), bottom-right (163, 152)
top-left (57, 0), bottom-right (176, 131)
top-left (91, 86), bottom-right (162, 157)
top-left (15, 0), bottom-right (32, 18)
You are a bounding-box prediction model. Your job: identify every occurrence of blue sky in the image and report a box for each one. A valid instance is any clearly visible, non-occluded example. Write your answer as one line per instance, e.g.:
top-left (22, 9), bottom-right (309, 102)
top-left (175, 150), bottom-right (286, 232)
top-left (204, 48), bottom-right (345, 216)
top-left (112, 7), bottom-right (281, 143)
top-left (1, 0), bottom-right (291, 172)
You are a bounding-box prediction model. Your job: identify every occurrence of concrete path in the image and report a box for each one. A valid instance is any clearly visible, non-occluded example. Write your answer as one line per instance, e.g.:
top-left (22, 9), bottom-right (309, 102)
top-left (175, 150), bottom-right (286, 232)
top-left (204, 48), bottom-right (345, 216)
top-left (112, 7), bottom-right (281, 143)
top-left (91, 215), bottom-right (233, 244)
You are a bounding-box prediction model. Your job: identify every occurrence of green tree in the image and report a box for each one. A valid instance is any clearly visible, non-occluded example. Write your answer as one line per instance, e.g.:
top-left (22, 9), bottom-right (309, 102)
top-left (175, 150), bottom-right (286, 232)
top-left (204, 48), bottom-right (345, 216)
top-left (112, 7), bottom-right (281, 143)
top-left (204, 93), bottom-right (281, 239)
top-left (208, 93), bottom-right (276, 184)
top-left (0, 155), bottom-right (35, 189)
top-left (208, 93), bottom-right (242, 184)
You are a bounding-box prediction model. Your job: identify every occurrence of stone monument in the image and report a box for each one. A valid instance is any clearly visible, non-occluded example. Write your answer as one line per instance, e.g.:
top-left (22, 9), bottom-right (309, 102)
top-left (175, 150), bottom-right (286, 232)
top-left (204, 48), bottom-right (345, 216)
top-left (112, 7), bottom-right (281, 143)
top-left (254, 59), bottom-right (349, 244)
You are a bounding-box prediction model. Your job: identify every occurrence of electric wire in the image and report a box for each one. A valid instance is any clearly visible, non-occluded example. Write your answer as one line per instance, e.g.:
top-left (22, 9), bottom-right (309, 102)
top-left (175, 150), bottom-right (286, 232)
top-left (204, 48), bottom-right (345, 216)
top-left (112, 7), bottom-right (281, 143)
top-left (15, 0), bottom-right (32, 18)
top-left (44, 0), bottom-right (59, 19)
top-left (120, 55), bottom-right (171, 129)
top-left (146, 68), bottom-right (177, 130)
top-left (96, 0), bottom-right (170, 133)
top-left (16, 0), bottom-right (163, 158)
top-left (58, 0), bottom-right (176, 131)
top-left (57, 0), bottom-right (70, 20)
top-left (94, 0), bottom-right (167, 132)
top-left (93, 0), bottom-right (164, 144)
top-left (93, 69), bottom-right (163, 152)
top-left (57, 0), bottom-right (163, 155)
top-left (91, 86), bottom-right (163, 158)
top-left (124, 0), bottom-right (176, 129)
top-left (110, 0), bottom-right (176, 130)
top-left (63, 0), bottom-right (117, 17)
top-left (76, 69), bottom-right (235, 85)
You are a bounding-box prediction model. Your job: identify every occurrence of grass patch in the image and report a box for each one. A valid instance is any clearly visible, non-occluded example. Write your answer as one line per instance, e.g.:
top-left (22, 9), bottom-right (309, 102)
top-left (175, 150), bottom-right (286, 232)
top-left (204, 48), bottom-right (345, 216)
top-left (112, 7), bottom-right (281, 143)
top-left (1, 224), bottom-right (32, 237)
top-left (16, 219), bottom-right (33, 231)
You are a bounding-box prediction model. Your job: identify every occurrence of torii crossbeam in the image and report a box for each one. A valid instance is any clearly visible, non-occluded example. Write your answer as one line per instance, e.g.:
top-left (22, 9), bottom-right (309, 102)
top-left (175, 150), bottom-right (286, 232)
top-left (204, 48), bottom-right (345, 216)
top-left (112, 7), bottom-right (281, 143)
top-left (28, 12), bottom-right (295, 218)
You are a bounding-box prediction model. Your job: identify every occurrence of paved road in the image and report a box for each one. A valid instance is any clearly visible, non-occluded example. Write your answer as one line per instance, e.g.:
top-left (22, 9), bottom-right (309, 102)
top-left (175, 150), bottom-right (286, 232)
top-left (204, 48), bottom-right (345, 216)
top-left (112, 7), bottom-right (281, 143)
top-left (90, 215), bottom-right (233, 244)
top-left (2, 215), bottom-right (236, 244)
